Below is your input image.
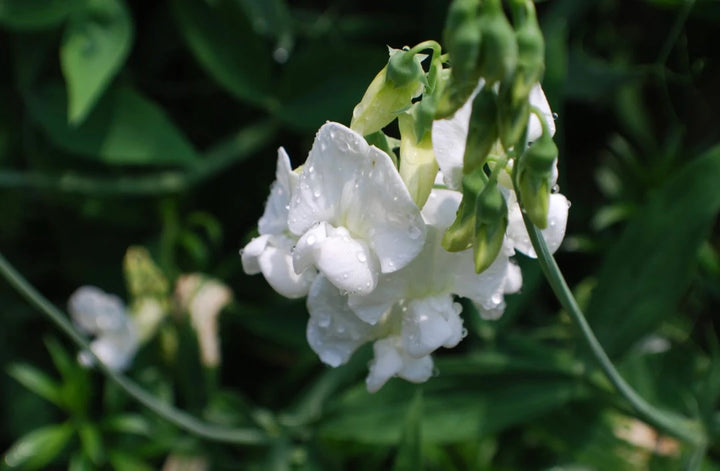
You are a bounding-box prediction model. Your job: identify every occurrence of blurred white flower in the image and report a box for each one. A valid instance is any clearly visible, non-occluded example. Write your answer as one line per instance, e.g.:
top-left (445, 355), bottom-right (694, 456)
top-left (68, 286), bottom-right (139, 371)
top-left (176, 274), bottom-right (232, 368)
top-left (288, 122), bottom-right (426, 296)
top-left (241, 148), bottom-right (317, 298)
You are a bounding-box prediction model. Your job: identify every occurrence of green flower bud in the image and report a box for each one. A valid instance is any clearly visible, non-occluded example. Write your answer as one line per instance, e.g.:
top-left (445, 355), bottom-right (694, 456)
top-left (478, 0), bottom-right (518, 85)
top-left (398, 112), bottom-right (438, 208)
top-left (511, 0), bottom-right (544, 103)
top-left (516, 127), bottom-right (557, 229)
top-left (497, 82), bottom-right (530, 150)
top-left (386, 49), bottom-right (428, 88)
top-left (350, 49), bottom-right (425, 136)
top-left (473, 182), bottom-right (508, 273)
top-left (442, 167), bottom-right (486, 252)
top-left (464, 86), bottom-right (499, 175)
top-left (436, 0), bottom-right (482, 119)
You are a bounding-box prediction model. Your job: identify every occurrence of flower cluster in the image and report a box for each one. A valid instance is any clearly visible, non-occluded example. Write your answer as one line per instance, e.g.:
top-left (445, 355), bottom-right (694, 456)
top-left (242, 83), bottom-right (568, 391)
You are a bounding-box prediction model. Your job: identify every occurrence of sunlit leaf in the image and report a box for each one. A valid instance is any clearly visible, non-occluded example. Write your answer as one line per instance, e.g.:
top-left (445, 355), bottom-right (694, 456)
top-left (3, 422), bottom-right (74, 470)
top-left (60, 0), bottom-right (133, 124)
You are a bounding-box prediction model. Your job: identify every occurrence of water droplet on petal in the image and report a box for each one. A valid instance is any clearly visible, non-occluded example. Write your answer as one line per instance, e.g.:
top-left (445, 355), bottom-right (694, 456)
top-left (308, 165), bottom-right (315, 173)
top-left (357, 252), bottom-right (367, 263)
top-left (551, 184), bottom-right (560, 193)
top-left (461, 328), bottom-right (468, 339)
top-left (313, 189), bottom-right (321, 198)
top-left (306, 235), bottom-right (316, 246)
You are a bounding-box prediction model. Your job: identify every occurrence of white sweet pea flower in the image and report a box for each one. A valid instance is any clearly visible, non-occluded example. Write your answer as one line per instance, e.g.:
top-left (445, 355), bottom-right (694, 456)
top-left (432, 81), bottom-right (555, 190)
top-left (241, 148), bottom-right (316, 298)
top-left (506, 190), bottom-right (570, 258)
top-left (304, 188), bottom-right (522, 392)
top-left (68, 286), bottom-right (139, 371)
top-left (288, 122), bottom-right (426, 296)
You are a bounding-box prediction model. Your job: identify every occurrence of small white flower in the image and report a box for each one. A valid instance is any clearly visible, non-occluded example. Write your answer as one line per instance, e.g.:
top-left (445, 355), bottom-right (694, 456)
top-left (288, 122), bottom-right (426, 295)
top-left (68, 286), bottom-right (138, 371)
top-left (241, 148), bottom-right (316, 298)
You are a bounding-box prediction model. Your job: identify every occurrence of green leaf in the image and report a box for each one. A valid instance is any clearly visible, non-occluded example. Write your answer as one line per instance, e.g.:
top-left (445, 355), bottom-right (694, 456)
top-left (392, 389), bottom-right (423, 471)
top-left (77, 423), bottom-right (103, 465)
top-left (3, 422), bottom-right (74, 470)
top-left (60, 0), bottom-right (133, 124)
top-left (171, 0), bottom-right (273, 107)
top-left (587, 146), bottom-right (720, 358)
top-left (320, 370), bottom-right (585, 444)
top-left (102, 414), bottom-right (151, 436)
top-left (68, 453), bottom-right (94, 471)
top-left (7, 363), bottom-right (63, 407)
top-left (107, 450), bottom-right (154, 471)
top-left (25, 83), bottom-right (199, 166)
top-left (0, 0), bottom-right (78, 31)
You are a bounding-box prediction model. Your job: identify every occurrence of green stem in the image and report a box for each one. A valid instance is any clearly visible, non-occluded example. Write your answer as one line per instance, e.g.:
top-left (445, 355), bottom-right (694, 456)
top-left (0, 120), bottom-right (277, 197)
top-left (0, 253), bottom-right (269, 446)
top-left (515, 209), bottom-right (706, 447)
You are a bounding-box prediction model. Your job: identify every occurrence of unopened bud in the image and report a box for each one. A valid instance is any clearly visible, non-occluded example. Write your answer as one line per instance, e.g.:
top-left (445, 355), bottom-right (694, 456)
top-left (511, 0), bottom-right (545, 103)
top-left (437, 0), bottom-right (482, 119)
top-left (516, 124), bottom-right (557, 228)
top-left (497, 83), bottom-right (530, 150)
top-left (398, 112), bottom-right (438, 208)
top-left (473, 182), bottom-right (508, 273)
top-left (464, 86), bottom-right (499, 174)
top-left (351, 49), bottom-right (425, 136)
top-left (478, 0), bottom-right (518, 85)
top-left (442, 167), bottom-right (486, 252)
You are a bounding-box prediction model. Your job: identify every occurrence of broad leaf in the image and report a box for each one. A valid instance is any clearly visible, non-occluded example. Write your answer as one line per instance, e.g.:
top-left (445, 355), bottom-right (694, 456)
top-left (171, 0), bottom-right (273, 107)
top-left (61, 0), bottom-right (133, 124)
top-left (25, 83), bottom-right (199, 166)
top-left (587, 146), bottom-right (720, 358)
top-left (7, 363), bottom-right (63, 407)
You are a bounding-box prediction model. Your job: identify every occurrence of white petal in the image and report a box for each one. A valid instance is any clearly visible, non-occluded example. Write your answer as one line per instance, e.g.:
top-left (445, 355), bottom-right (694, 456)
top-left (68, 286), bottom-right (127, 335)
top-left (258, 148), bottom-right (297, 235)
top-left (258, 243), bottom-right (315, 299)
top-left (293, 222), bottom-right (328, 275)
top-left (421, 188), bottom-right (462, 228)
top-left (527, 84), bottom-right (556, 142)
top-left (366, 337), bottom-right (404, 393)
top-left (366, 336), bottom-right (435, 393)
top-left (402, 295), bottom-right (464, 357)
top-left (347, 275), bottom-right (403, 325)
top-left (241, 235), bottom-right (270, 275)
top-left (431, 81), bottom-right (485, 190)
top-left (314, 226), bottom-right (379, 295)
top-left (88, 324), bottom-right (138, 371)
top-left (306, 276), bottom-right (377, 367)
top-left (507, 192), bottom-right (569, 258)
top-left (288, 122), bottom-right (426, 274)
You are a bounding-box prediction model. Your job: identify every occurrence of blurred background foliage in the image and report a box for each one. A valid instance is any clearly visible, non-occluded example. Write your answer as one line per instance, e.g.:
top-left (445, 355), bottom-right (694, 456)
top-left (0, 0), bottom-right (719, 469)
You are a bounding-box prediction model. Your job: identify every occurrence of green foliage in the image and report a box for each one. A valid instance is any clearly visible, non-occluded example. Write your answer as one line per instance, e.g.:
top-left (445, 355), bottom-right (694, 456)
top-left (1, 0), bottom-right (719, 469)
top-left (60, 0), bottom-right (133, 125)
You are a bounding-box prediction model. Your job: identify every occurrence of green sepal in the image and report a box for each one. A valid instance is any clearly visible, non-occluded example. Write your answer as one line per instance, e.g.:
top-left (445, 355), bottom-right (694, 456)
top-left (386, 49), bottom-right (427, 89)
top-left (473, 182), bottom-right (508, 273)
top-left (516, 130), bottom-right (558, 229)
top-left (477, 0), bottom-right (518, 85)
top-left (497, 83), bottom-right (530, 150)
top-left (464, 86), bottom-right (499, 174)
top-left (442, 167), bottom-right (487, 252)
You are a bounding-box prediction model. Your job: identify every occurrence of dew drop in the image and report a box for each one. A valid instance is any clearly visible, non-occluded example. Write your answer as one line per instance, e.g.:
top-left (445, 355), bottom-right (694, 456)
top-left (551, 184), bottom-right (560, 193)
top-left (342, 273), bottom-right (349, 280)
top-left (566, 200), bottom-right (572, 208)
top-left (552, 112), bottom-right (559, 120)
top-left (318, 317), bottom-right (330, 328)
top-left (461, 328), bottom-right (468, 339)
top-left (313, 189), bottom-right (321, 198)
top-left (308, 165), bottom-right (315, 173)
top-left (306, 235), bottom-right (316, 246)
top-left (490, 293), bottom-right (503, 306)
top-left (357, 252), bottom-right (367, 263)
top-left (407, 225), bottom-right (422, 240)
